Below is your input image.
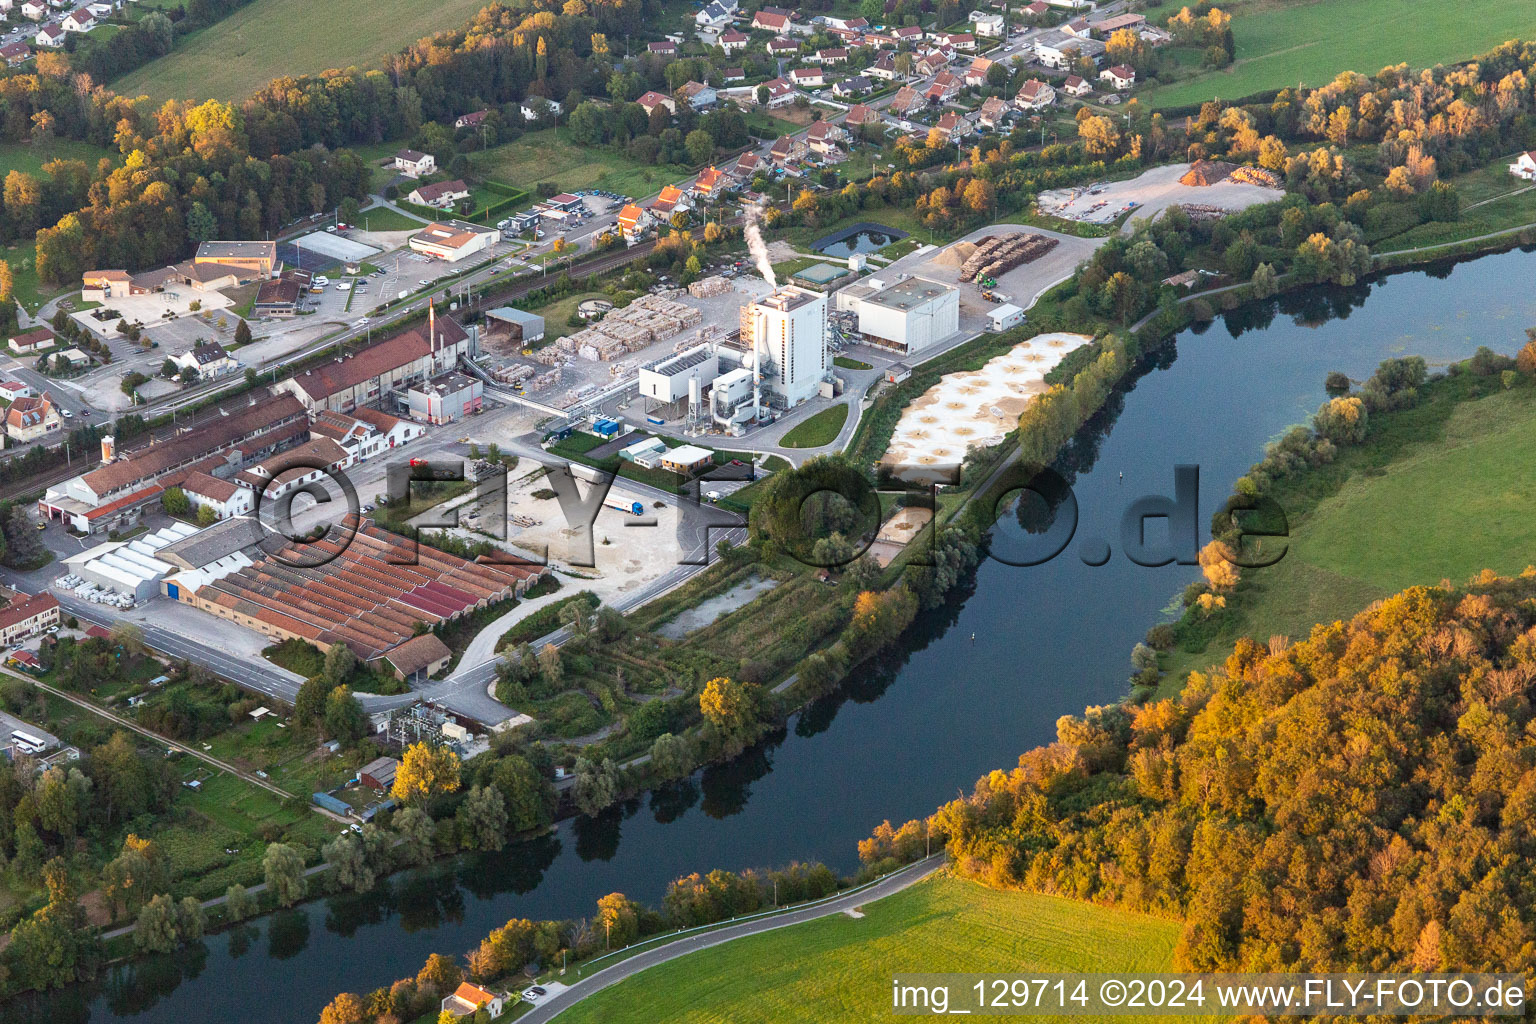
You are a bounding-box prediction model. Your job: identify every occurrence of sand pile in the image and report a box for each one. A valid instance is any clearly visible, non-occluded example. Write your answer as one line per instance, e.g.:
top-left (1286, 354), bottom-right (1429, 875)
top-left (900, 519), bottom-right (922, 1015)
top-left (933, 240), bottom-right (978, 268)
top-left (880, 332), bottom-right (1095, 484)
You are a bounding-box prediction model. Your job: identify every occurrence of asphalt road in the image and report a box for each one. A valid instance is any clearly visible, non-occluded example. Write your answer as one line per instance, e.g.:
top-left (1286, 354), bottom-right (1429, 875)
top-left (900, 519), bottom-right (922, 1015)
top-left (517, 855), bottom-right (946, 1024)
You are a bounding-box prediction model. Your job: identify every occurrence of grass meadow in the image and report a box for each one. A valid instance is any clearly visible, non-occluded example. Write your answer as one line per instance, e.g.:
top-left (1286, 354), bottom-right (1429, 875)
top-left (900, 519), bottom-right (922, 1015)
top-left (556, 872), bottom-right (1218, 1024)
top-left (470, 129), bottom-right (693, 203)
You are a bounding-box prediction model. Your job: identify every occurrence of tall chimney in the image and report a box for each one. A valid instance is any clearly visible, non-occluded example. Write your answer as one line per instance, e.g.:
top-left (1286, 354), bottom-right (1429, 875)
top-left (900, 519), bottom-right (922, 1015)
top-left (429, 299), bottom-right (436, 355)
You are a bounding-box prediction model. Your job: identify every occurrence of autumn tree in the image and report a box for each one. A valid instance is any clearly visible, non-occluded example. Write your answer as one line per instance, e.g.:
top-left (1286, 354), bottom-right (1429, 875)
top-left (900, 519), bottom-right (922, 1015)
top-left (392, 742), bottom-right (463, 804)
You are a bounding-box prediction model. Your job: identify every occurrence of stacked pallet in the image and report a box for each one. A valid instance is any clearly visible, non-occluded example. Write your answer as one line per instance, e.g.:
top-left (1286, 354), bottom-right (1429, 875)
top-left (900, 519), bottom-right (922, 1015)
top-left (530, 367), bottom-right (561, 391)
top-left (688, 275), bottom-right (731, 298)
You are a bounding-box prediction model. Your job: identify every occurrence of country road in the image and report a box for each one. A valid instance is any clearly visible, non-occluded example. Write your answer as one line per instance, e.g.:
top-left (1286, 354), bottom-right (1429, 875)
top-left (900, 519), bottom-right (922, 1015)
top-left (517, 855), bottom-right (946, 1024)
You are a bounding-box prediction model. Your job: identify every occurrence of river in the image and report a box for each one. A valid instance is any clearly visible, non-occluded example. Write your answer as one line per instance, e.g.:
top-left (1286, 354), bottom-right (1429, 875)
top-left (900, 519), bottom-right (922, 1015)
top-left (16, 248), bottom-right (1536, 1024)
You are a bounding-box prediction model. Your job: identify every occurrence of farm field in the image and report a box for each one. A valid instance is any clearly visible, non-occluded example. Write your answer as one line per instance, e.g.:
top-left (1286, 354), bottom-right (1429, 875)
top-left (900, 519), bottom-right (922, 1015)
top-left (1160, 374), bottom-right (1536, 687)
top-left (1146, 0), bottom-right (1536, 109)
top-left (556, 872), bottom-right (1219, 1024)
top-left (112, 0), bottom-right (493, 104)
top-left (470, 129), bottom-right (691, 203)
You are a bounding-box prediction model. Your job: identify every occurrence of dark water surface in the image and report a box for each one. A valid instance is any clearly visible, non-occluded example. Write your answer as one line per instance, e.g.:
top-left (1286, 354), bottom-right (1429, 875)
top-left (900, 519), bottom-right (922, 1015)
top-left (18, 250), bottom-right (1536, 1024)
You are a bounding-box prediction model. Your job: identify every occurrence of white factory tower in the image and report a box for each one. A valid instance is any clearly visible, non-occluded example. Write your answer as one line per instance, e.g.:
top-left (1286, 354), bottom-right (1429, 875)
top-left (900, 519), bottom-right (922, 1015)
top-left (740, 286), bottom-right (828, 409)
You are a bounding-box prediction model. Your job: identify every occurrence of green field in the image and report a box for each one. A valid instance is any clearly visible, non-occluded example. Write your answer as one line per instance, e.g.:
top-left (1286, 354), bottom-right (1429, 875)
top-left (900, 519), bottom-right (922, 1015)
top-left (558, 873), bottom-right (1218, 1024)
top-left (112, 0), bottom-right (495, 103)
top-left (1163, 377), bottom-right (1536, 683)
top-left (1147, 0), bottom-right (1536, 109)
top-left (780, 404), bottom-right (849, 448)
top-left (471, 129), bottom-right (691, 202)
top-left (357, 205), bottom-right (427, 233)
top-left (0, 138), bottom-right (115, 178)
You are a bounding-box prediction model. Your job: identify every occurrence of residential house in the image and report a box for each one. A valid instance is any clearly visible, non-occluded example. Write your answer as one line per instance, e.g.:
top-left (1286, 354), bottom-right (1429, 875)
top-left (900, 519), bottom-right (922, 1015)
top-left (964, 56), bottom-right (994, 87)
top-left (60, 7), bottom-right (91, 31)
top-left (936, 31), bottom-right (977, 51)
top-left (732, 152), bottom-right (762, 181)
top-left (1062, 16), bottom-right (1091, 36)
top-left (8, 327), bottom-right (54, 355)
top-left (812, 46), bottom-right (847, 64)
top-left (864, 30), bottom-right (899, 49)
top-left (843, 103), bottom-right (878, 129)
top-left (20, 0), bottom-right (44, 18)
top-left (766, 36), bottom-right (798, 57)
top-left (692, 165), bottom-right (730, 201)
top-left (914, 50), bottom-right (949, 76)
top-left (805, 119), bottom-right (849, 158)
top-left (696, 0), bottom-right (733, 28)
top-left (1023, 0), bottom-right (1048, 13)
top-left (440, 983), bottom-right (505, 1019)
top-left (926, 70), bottom-right (962, 104)
top-left (832, 75), bottom-right (871, 98)
top-left (406, 179), bottom-right (470, 209)
top-left (0, 593), bottom-right (60, 647)
top-left (677, 80), bottom-right (717, 109)
top-left (0, 41), bottom-right (32, 66)
top-left (789, 67), bottom-right (823, 88)
top-left (768, 134), bottom-right (808, 167)
top-left (820, 14), bottom-right (867, 30)
top-left (718, 28), bottom-right (748, 52)
top-left (173, 341), bottom-right (235, 379)
top-left (5, 391), bottom-right (59, 443)
top-left (647, 39), bottom-right (677, 57)
top-left (868, 52), bottom-right (903, 81)
top-left (934, 110), bottom-right (970, 142)
top-left (0, 381), bottom-right (33, 401)
top-left (34, 23), bottom-right (63, 46)
top-left (519, 98), bottom-right (561, 122)
top-left (253, 276), bottom-right (306, 317)
top-left (751, 9), bottom-right (788, 32)
top-left (636, 91), bottom-right (676, 116)
top-left (720, 66), bottom-right (745, 82)
top-left (649, 185), bottom-right (692, 220)
top-left (393, 149), bottom-right (436, 178)
top-left (759, 76), bottom-right (796, 108)
top-left (969, 11), bottom-right (1005, 36)
top-left (453, 110), bottom-right (490, 129)
top-left (1099, 63), bottom-right (1135, 90)
top-left (1062, 74), bottom-right (1092, 97)
top-left (888, 85), bottom-right (924, 117)
top-left (977, 95), bottom-right (1011, 130)
top-left (1510, 151), bottom-right (1536, 181)
top-left (1014, 78), bottom-right (1055, 110)
top-left (891, 25), bottom-right (924, 44)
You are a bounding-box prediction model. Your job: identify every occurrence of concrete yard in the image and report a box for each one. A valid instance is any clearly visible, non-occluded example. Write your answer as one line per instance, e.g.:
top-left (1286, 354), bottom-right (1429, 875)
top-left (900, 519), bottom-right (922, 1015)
top-left (654, 574), bottom-right (779, 639)
top-left (1037, 162), bottom-right (1286, 226)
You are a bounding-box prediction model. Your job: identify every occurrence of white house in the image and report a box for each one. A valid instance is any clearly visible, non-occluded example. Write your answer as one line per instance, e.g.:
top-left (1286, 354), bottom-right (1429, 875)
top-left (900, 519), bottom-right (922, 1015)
top-left (759, 77), bottom-right (796, 108)
top-left (696, 0), bottom-right (732, 29)
top-left (393, 149), bottom-right (436, 178)
top-left (1014, 79), bottom-right (1056, 110)
top-left (173, 342), bottom-right (235, 378)
top-left (1062, 74), bottom-right (1092, 97)
top-left (179, 472), bottom-right (255, 521)
top-left (1099, 63), bottom-right (1135, 90)
top-left (832, 75), bottom-right (872, 98)
top-left (1510, 151), bottom-right (1536, 181)
top-left (406, 179), bottom-right (471, 208)
top-left (60, 7), bottom-right (92, 31)
top-left (789, 67), bottom-right (823, 88)
top-left (969, 11), bottom-right (1005, 37)
top-left (441, 983), bottom-right (504, 1019)
top-left (519, 98), bottom-right (561, 122)
top-left (636, 91), bottom-right (676, 116)
top-left (20, 0), bottom-right (45, 18)
top-left (34, 23), bottom-right (63, 45)
top-left (718, 28), bottom-right (748, 53)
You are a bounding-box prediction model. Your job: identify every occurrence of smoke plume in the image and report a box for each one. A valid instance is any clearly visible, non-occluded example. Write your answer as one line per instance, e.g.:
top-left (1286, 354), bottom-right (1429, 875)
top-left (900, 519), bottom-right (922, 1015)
top-left (743, 201), bottom-right (776, 288)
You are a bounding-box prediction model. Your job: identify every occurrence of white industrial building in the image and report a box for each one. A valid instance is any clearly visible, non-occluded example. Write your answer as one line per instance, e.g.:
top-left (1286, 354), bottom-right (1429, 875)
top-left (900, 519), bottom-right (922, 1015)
top-left (855, 276), bottom-right (959, 354)
top-left (740, 287), bottom-right (829, 409)
top-left (638, 344), bottom-right (718, 416)
top-left (987, 303), bottom-right (1026, 332)
top-left (62, 521), bottom-right (200, 604)
top-left (710, 366), bottom-right (757, 429)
